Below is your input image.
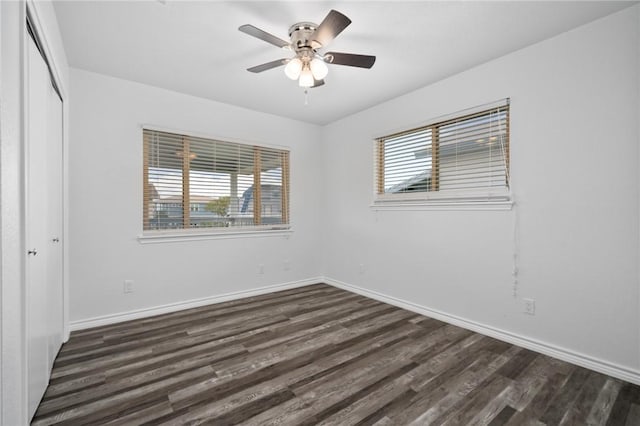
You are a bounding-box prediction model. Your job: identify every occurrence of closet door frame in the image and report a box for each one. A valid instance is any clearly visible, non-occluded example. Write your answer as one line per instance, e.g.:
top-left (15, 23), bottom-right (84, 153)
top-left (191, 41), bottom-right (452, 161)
top-left (24, 1), bottom-right (69, 341)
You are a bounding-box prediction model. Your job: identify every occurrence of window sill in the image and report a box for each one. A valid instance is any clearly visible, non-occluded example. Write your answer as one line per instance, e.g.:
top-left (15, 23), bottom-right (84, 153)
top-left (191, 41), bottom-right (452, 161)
top-left (138, 227), bottom-right (293, 244)
top-left (371, 192), bottom-right (513, 211)
top-left (371, 200), bottom-right (513, 211)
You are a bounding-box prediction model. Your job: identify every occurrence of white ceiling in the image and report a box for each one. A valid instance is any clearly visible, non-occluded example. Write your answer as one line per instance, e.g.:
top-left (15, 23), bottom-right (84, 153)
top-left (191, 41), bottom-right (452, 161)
top-left (53, 1), bottom-right (635, 125)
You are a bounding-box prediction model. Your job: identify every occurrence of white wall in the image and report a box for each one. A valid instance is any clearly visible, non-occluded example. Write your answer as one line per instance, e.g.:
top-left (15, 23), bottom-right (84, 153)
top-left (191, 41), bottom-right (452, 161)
top-left (68, 69), bottom-right (323, 323)
top-left (322, 5), bottom-right (640, 376)
top-left (64, 1), bottom-right (640, 387)
top-left (1, 0), bottom-right (69, 423)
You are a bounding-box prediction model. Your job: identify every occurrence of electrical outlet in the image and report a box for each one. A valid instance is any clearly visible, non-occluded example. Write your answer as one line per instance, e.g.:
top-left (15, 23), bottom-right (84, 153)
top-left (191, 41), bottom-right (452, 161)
top-left (284, 260), bottom-right (291, 271)
top-left (124, 280), bottom-right (134, 294)
top-left (258, 264), bottom-right (265, 274)
top-left (524, 298), bottom-right (535, 315)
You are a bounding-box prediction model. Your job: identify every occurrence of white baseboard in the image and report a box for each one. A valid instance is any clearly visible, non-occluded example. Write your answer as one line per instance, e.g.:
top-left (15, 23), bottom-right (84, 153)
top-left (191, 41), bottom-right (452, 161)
top-left (323, 277), bottom-right (640, 386)
top-left (69, 277), bottom-right (323, 332)
top-left (69, 275), bottom-right (640, 385)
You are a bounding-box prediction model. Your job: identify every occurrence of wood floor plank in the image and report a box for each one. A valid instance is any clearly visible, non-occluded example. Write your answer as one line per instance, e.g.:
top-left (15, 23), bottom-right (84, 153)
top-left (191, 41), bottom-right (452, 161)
top-left (559, 370), bottom-right (608, 425)
top-left (406, 331), bottom-right (487, 388)
top-left (167, 319), bottom-right (423, 420)
top-left (439, 374), bottom-right (513, 426)
top-left (33, 366), bottom-right (216, 425)
top-left (172, 336), bottom-right (424, 425)
top-left (488, 405), bottom-right (517, 425)
top-left (101, 400), bottom-right (174, 426)
top-left (42, 373), bottom-right (106, 399)
top-left (37, 344), bottom-right (247, 416)
top-left (540, 366), bottom-right (591, 424)
top-left (606, 382), bottom-right (640, 426)
top-left (372, 416), bottom-right (395, 425)
top-left (383, 384), bottom-right (450, 424)
top-left (32, 283), bottom-right (640, 425)
top-left (313, 369), bottom-right (415, 426)
top-left (587, 378), bottom-right (624, 425)
top-left (504, 371), bottom-right (571, 425)
top-left (410, 347), bottom-right (521, 425)
top-left (503, 354), bottom-right (552, 411)
top-left (167, 311), bottom-right (417, 412)
top-left (625, 403), bottom-right (640, 426)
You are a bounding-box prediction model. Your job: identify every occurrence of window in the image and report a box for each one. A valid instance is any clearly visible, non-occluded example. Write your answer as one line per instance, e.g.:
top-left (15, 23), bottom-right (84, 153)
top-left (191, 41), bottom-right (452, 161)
top-left (143, 129), bottom-right (290, 233)
top-left (375, 100), bottom-right (510, 204)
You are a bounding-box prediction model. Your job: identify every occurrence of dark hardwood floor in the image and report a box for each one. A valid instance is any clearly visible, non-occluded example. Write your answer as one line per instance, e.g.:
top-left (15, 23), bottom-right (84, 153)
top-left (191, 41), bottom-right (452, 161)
top-left (33, 283), bottom-right (639, 425)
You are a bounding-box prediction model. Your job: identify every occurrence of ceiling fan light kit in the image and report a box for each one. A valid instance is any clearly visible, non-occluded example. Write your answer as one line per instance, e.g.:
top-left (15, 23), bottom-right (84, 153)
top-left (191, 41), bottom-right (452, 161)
top-left (309, 58), bottom-right (328, 80)
top-left (239, 10), bottom-right (376, 90)
top-left (298, 67), bottom-right (314, 88)
top-left (284, 57), bottom-right (303, 80)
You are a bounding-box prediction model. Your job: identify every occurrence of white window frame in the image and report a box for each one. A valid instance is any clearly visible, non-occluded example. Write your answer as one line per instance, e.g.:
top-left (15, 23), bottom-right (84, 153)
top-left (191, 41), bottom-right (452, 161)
top-left (372, 99), bottom-right (512, 211)
top-left (138, 126), bottom-right (292, 243)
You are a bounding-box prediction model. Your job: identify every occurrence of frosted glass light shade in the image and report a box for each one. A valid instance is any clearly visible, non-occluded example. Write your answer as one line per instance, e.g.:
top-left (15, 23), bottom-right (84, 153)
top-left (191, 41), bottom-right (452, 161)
top-left (298, 67), bottom-right (314, 87)
top-left (309, 58), bottom-right (328, 80)
top-left (284, 58), bottom-right (303, 80)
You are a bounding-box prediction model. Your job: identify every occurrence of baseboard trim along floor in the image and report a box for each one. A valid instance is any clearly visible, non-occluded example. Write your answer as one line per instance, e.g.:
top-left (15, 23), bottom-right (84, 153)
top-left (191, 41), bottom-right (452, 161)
top-left (69, 277), bottom-right (323, 332)
top-left (323, 277), bottom-right (640, 386)
top-left (70, 276), bottom-right (640, 386)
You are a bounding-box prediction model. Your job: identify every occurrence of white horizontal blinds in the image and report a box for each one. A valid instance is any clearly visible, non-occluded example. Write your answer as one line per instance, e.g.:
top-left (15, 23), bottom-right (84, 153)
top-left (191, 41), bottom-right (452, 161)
top-left (187, 137), bottom-right (255, 228)
top-left (381, 129), bottom-right (433, 193)
top-left (377, 101), bottom-right (509, 196)
top-left (281, 152), bottom-right (290, 225)
top-left (143, 133), bottom-right (150, 230)
top-left (253, 149), bottom-right (262, 226)
top-left (234, 144), bottom-right (257, 227)
top-left (143, 129), bottom-right (289, 231)
top-left (438, 106), bottom-right (509, 191)
top-left (259, 149), bottom-right (285, 225)
top-left (144, 131), bottom-right (185, 230)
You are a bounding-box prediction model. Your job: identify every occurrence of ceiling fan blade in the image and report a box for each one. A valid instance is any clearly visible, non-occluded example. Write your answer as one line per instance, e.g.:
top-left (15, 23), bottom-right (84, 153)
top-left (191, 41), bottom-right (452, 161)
top-left (310, 10), bottom-right (351, 49)
top-left (239, 24), bottom-right (290, 49)
top-left (310, 78), bottom-right (325, 88)
top-left (247, 58), bottom-right (288, 73)
top-left (325, 52), bottom-right (376, 69)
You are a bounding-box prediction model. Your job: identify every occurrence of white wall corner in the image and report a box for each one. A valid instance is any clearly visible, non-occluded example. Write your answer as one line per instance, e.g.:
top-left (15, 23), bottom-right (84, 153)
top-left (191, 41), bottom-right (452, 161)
top-left (322, 276), bottom-right (640, 386)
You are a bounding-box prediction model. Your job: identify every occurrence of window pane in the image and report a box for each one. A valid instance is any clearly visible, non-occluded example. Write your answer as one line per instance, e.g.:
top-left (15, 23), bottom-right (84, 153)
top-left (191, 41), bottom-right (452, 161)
top-left (236, 173), bottom-right (256, 227)
top-left (260, 149), bottom-right (283, 224)
top-left (234, 151), bottom-right (284, 226)
top-left (143, 130), bottom-right (289, 231)
top-left (147, 133), bottom-right (184, 230)
top-left (376, 103), bottom-right (509, 199)
top-left (383, 129), bottom-right (432, 193)
top-left (439, 110), bottom-right (508, 191)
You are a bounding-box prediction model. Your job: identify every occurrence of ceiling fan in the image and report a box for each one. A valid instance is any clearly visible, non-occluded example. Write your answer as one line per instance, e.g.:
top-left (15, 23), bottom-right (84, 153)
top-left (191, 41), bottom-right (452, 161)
top-left (239, 10), bottom-right (376, 89)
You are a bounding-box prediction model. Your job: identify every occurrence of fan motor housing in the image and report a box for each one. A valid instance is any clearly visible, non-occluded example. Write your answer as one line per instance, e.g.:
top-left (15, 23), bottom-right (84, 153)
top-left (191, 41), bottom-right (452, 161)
top-left (288, 22), bottom-right (318, 52)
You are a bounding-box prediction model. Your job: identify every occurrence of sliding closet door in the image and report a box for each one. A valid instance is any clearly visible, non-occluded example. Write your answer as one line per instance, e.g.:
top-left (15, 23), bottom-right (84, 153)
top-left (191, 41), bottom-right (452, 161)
top-left (26, 33), bottom-right (64, 419)
top-left (45, 77), bottom-right (64, 371)
top-left (26, 34), bottom-right (51, 418)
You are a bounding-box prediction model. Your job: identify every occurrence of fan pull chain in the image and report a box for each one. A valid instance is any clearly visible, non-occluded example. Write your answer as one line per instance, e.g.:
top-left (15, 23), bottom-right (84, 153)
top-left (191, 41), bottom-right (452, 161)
top-left (304, 89), bottom-right (309, 106)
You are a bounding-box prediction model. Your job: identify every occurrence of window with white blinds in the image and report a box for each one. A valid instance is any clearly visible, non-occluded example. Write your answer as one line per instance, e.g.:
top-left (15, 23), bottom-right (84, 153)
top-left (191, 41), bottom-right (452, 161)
top-left (376, 101), bottom-right (510, 202)
top-left (143, 129), bottom-right (289, 232)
